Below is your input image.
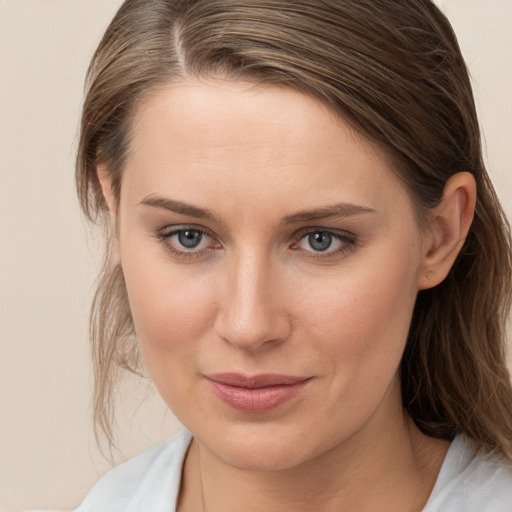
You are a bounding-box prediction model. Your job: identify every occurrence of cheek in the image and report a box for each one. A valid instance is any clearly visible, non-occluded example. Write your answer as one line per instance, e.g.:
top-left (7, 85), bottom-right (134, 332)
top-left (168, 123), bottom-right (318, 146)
top-left (299, 247), bottom-right (420, 387)
top-left (120, 244), bottom-right (216, 368)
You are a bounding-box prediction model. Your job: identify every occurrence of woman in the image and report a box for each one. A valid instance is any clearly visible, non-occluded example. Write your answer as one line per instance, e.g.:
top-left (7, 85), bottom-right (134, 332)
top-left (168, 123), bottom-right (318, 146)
top-left (73, 0), bottom-right (512, 510)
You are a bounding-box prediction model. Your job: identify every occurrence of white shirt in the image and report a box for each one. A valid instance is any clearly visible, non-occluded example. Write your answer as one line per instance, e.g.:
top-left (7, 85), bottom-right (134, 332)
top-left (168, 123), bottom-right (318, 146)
top-left (35, 430), bottom-right (512, 511)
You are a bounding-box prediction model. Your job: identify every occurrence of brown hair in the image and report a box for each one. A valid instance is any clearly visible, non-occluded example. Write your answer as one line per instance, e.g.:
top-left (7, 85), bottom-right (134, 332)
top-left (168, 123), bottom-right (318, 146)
top-left (77, 0), bottom-right (512, 458)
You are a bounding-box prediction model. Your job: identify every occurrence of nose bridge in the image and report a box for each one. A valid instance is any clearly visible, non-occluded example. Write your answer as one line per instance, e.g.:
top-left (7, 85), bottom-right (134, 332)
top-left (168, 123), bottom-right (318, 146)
top-left (214, 246), bottom-right (289, 350)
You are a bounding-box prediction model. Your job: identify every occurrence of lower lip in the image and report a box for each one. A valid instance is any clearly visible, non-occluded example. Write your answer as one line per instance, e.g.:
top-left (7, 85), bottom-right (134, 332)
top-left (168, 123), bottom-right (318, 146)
top-left (207, 379), bottom-right (309, 413)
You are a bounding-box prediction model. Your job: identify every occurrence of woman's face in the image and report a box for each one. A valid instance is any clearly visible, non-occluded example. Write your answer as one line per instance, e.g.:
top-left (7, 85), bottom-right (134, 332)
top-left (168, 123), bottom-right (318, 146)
top-left (116, 80), bottom-right (428, 471)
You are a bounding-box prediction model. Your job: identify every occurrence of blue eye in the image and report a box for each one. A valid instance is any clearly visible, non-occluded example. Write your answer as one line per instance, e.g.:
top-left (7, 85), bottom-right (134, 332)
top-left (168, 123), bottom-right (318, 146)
top-left (294, 229), bottom-right (355, 256)
top-left (306, 232), bottom-right (333, 252)
top-left (156, 226), bottom-right (218, 257)
top-left (175, 229), bottom-right (205, 249)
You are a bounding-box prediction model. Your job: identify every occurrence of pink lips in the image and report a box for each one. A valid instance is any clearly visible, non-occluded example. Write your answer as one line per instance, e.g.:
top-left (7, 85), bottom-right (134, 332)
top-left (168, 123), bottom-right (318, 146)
top-left (205, 373), bottom-right (310, 413)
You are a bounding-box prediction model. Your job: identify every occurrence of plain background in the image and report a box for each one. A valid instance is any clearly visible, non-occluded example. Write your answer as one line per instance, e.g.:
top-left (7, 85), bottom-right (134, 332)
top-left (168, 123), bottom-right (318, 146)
top-left (0, 1), bottom-right (510, 511)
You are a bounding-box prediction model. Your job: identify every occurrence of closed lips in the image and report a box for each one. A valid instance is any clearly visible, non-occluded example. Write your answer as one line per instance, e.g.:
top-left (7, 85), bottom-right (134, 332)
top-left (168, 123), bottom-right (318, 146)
top-left (205, 373), bottom-right (311, 413)
top-left (206, 373), bottom-right (310, 388)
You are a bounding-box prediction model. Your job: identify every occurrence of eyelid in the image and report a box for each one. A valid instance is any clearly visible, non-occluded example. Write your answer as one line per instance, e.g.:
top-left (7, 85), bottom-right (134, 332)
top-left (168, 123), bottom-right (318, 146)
top-left (159, 223), bottom-right (202, 235)
top-left (290, 227), bottom-right (358, 258)
top-left (157, 223), bottom-right (218, 240)
top-left (154, 224), bottom-right (358, 261)
top-left (155, 224), bottom-right (222, 260)
top-left (291, 226), bottom-right (357, 244)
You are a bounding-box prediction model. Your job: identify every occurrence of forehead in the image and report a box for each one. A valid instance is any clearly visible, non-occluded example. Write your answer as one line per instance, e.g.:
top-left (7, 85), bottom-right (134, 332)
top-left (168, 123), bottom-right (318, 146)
top-left (122, 79), bottom-right (412, 219)
top-left (128, 79), bottom-right (359, 158)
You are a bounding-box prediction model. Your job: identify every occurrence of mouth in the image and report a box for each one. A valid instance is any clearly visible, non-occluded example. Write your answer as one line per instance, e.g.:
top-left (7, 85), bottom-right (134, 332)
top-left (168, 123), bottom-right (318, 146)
top-left (205, 373), bottom-right (311, 413)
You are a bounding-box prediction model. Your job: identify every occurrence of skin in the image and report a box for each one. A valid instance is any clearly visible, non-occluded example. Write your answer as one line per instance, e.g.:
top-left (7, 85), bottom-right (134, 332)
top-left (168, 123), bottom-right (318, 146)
top-left (99, 79), bottom-right (476, 511)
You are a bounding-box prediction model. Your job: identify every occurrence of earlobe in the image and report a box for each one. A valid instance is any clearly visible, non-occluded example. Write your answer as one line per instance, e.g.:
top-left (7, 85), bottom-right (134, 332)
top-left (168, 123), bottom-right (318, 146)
top-left (417, 172), bottom-right (477, 290)
top-left (97, 164), bottom-right (117, 216)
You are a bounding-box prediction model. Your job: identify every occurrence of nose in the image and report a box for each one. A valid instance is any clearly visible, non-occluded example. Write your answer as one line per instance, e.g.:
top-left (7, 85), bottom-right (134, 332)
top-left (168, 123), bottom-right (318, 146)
top-left (213, 251), bottom-right (292, 352)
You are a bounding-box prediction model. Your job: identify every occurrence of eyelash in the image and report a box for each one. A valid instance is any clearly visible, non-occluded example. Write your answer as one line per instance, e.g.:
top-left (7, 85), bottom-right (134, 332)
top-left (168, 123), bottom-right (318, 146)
top-left (290, 228), bottom-right (358, 260)
top-left (154, 226), bottom-right (220, 261)
top-left (154, 225), bottom-right (358, 261)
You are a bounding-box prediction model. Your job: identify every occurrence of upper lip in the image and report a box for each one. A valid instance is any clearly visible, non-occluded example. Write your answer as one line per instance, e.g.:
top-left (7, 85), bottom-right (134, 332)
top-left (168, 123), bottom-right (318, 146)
top-left (205, 373), bottom-right (310, 389)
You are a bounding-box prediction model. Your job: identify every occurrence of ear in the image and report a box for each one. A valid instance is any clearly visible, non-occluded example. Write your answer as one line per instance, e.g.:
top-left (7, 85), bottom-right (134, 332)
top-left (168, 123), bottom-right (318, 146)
top-left (417, 172), bottom-right (476, 290)
top-left (97, 165), bottom-right (121, 264)
top-left (97, 164), bottom-right (117, 216)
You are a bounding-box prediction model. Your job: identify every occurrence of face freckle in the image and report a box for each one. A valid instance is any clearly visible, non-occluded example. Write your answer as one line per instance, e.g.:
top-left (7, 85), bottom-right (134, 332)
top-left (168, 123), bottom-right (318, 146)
top-left (117, 79), bottom-right (427, 472)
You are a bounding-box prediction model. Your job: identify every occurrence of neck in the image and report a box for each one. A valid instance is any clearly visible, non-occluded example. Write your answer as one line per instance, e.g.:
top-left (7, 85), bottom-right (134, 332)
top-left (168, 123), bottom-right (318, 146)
top-left (178, 382), bottom-right (450, 512)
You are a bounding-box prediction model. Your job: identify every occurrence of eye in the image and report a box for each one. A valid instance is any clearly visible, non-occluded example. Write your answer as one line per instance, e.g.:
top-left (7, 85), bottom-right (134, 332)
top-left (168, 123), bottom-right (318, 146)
top-left (172, 228), bottom-right (209, 250)
top-left (304, 232), bottom-right (335, 252)
top-left (291, 229), bottom-right (356, 257)
top-left (156, 225), bottom-right (221, 258)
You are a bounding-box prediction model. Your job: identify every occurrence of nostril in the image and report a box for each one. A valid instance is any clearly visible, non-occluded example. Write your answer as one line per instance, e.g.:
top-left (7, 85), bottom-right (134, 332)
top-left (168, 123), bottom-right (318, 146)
top-left (214, 307), bottom-right (291, 351)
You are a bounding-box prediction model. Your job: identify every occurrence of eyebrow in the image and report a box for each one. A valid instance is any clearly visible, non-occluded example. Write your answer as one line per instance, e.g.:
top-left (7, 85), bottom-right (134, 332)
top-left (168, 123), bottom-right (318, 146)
top-left (140, 194), bottom-right (377, 224)
top-left (281, 203), bottom-right (377, 224)
top-left (140, 195), bottom-right (219, 222)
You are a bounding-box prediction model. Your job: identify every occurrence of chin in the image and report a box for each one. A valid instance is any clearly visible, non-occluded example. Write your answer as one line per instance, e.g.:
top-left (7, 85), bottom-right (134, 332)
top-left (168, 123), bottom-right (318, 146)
top-left (213, 440), bottom-right (307, 472)
top-left (195, 421), bottom-right (324, 472)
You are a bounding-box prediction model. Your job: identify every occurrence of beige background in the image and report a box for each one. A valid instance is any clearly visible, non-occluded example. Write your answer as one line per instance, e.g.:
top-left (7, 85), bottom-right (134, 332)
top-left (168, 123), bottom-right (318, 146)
top-left (0, 1), bottom-right (510, 511)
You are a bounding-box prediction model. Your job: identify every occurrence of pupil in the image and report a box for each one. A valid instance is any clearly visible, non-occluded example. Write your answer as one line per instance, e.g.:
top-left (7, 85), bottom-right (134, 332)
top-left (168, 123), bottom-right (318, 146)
top-left (309, 232), bottom-right (332, 251)
top-left (178, 230), bottom-right (202, 249)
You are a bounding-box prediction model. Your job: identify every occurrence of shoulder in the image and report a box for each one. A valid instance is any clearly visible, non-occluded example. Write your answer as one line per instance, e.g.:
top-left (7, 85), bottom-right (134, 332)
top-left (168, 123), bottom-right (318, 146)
top-left (73, 429), bottom-right (192, 512)
top-left (424, 435), bottom-right (512, 512)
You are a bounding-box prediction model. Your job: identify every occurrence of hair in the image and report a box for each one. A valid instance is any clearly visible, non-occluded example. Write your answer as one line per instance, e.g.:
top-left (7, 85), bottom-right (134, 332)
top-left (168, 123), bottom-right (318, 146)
top-left (77, 0), bottom-right (512, 459)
